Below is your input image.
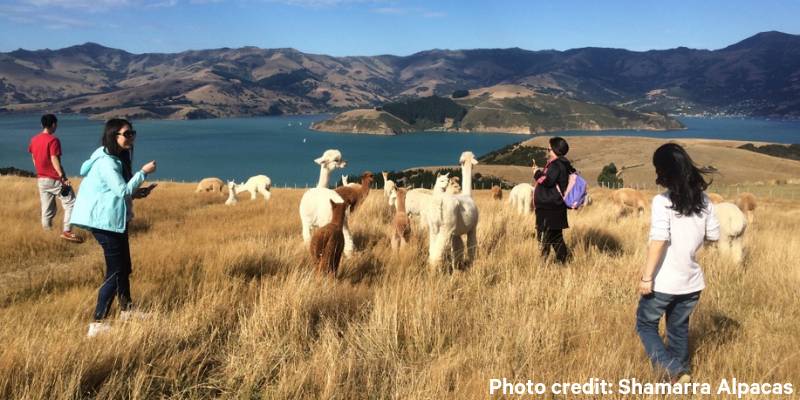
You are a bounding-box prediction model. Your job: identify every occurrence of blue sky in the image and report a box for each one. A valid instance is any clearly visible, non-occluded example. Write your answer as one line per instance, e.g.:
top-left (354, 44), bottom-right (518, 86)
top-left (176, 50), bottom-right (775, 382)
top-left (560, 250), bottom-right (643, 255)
top-left (0, 0), bottom-right (798, 55)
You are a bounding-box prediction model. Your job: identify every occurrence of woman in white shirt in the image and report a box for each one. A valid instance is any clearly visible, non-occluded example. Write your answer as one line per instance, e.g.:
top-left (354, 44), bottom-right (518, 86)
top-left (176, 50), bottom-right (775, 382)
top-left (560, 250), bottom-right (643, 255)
top-left (636, 143), bottom-right (720, 383)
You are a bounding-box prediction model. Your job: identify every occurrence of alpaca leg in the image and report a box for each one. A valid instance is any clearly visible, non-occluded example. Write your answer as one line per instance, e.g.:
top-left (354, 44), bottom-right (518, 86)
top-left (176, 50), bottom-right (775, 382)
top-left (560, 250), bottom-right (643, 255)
top-left (466, 229), bottom-right (478, 265)
top-left (717, 237), bottom-right (731, 259)
top-left (730, 237), bottom-right (744, 265)
top-left (342, 221), bottom-right (354, 258)
top-left (249, 188), bottom-right (257, 200)
top-left (428, 230), bottom-right (447, 269)
top-left (302, 220), bottom-right (313, 245)
top-left (258, 187), bottom-right (271, 202)
top-left (451, 235), bottom-right (464, 270)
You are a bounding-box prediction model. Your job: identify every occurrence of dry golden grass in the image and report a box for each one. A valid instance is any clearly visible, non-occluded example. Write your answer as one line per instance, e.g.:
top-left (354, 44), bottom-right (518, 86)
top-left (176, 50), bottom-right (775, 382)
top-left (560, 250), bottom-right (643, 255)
top-left (1, 176), bottom-right (798, 399)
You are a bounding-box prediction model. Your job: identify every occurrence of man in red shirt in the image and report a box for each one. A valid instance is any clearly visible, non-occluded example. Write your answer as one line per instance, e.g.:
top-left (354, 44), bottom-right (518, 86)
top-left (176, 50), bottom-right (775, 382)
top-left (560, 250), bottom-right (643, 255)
top-left (28, 114), bottom-right (82, 243)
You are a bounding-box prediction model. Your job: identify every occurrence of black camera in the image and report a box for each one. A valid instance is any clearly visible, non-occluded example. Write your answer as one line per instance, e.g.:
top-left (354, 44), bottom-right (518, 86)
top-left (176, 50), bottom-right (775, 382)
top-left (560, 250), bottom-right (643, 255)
top-left (59, 183), bottom-right (73, 197)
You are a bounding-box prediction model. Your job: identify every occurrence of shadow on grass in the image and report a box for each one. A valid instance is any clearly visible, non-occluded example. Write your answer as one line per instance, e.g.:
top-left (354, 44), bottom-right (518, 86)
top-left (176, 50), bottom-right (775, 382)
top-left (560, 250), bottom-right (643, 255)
top-left (693, 312), bottom-right (741, 351)
top-left (574, 227), bottom-right (624, 256)
top-left (225, 253), bottom-right (284, 280)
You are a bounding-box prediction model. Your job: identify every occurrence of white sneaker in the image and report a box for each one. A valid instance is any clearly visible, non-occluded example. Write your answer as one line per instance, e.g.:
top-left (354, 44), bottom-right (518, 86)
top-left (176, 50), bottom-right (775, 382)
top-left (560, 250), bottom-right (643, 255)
top-left (87, 322), bottom-right (111, 338)
top-left (120, 310), bottom-right (152, 321)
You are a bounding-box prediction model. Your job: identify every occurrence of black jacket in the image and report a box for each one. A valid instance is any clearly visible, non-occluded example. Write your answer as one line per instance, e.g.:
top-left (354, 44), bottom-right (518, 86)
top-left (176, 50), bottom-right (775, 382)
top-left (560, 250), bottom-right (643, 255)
top-left (533, 157), bottom-right (576, 210)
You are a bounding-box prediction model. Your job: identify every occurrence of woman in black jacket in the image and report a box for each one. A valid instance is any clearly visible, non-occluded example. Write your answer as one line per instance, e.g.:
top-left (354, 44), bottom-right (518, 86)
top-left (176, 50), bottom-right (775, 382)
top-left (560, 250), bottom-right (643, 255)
top-left (533, 137), bottom-right (575, 264)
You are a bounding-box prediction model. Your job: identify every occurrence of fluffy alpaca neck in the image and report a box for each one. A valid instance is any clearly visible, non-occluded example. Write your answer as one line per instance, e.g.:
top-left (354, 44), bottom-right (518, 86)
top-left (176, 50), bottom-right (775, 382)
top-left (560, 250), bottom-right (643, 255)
top-left (396, 192), bottom-right (407, 214)
top-left (358, 178), bottom-right (371, 198)
top-left (317, 166), bottom-right (331, 188)
top-left (330, 206), bottom-right (346, 228)
top-left (433, 180), bottom-right (448, 196)
top-left (461, 162), bottom-right (473, 196)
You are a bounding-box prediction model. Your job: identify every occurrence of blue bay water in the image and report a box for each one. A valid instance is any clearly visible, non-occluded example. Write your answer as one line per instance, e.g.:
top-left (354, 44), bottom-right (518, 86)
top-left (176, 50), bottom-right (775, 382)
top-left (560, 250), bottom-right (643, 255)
top-left (1, 114), bottom-right (798, 185)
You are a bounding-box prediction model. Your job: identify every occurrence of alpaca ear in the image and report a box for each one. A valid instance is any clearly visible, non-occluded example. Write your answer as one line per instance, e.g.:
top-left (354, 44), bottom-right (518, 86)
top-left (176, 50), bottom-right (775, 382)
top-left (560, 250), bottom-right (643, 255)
top-left (471, 158), bottom-right (479, 165)
top-left (314, 157), bottom-right (325, 165)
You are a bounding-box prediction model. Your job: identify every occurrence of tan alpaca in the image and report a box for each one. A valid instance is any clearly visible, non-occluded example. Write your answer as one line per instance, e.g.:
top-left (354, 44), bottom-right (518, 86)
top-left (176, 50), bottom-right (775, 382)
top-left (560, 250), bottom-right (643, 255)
top-left (309, 199), bottom-right (348, 274)
top-left (734, 192), bottom-right (757, 223)
top-left (446, 176), bottom-right (461, 194)
top-left (196, 177), bottom-right (225, 195)
top-left (391, 188), bottom-right (411, 250)
top-left (714, 202), bottom-right (747, 265)
top-left (707, 192), bottom-right (724, 204)
top-left (335, 171), bottom-right (374, 213)
top-left (612, 188), bottom-right (646, 217)
top-left (491, 185), bottom-right (502, 200)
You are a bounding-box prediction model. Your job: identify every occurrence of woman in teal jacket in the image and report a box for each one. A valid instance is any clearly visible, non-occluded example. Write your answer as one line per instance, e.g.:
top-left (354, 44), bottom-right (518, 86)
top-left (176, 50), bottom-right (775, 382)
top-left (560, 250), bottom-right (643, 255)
top-left (70, 119), bottom-right (157, 337)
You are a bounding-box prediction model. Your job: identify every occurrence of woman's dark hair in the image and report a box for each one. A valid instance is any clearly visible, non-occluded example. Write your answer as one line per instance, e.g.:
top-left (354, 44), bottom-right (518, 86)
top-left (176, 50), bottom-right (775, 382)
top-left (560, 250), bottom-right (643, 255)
top-left (41, 114), bottom-right (57, 130)
top-left (653, 143), bottom-right (710, 216)
top-left (549, 136), bottom-right (569, 157)
top-left (102, 118), bottom-right (134, 181)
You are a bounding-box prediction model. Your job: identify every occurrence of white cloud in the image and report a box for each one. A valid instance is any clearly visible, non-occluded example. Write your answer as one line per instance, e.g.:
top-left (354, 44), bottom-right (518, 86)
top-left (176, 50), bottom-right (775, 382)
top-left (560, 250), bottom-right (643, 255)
top-left (0, 3), bottom-right (92, 27)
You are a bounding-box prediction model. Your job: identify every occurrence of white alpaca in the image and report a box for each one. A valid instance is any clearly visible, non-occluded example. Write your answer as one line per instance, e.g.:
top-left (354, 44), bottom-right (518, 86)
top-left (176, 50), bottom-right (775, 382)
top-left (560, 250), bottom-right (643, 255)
top-left (383, 171), bottom-right (398, 210)
top-left (508, 183), bottom-right (534, 215)
top-left (382, 171), bottom-right (397, 198)
top-left (299, 149), bottom-right (353, 256)
top-left (714, 202), bottom-right (747, 265)
top-left (405, 188), bottom-right (433, 218)
top-left (424, 152), bottom-right (480, 269)
top-left (225, 180), bottom-right (238, 205)
top-left (231, 175), bottom-right (272, 203)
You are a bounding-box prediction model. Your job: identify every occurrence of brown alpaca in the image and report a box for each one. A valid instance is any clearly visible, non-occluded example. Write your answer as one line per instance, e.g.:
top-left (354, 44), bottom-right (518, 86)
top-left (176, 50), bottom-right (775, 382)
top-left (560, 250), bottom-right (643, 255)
top-left (334, 171), bottom-right (374, 213)
top-left (734, 192), bottom-right (757, 223)
top-left (707, 192), bottom-right (724, 204)
top-left (309, 199), bottom-right (348, 274)
top-left (491, 185), bottom-right (502, 200)
top-left (391, 188), bottom-right (411, 249)
top-left (612, 188), bottom-right (646, 217)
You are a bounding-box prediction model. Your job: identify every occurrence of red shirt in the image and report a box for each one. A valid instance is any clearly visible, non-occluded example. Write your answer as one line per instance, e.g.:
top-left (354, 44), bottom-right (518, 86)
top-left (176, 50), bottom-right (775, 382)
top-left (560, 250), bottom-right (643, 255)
top-left (28, 131), bottom-right (62, 179)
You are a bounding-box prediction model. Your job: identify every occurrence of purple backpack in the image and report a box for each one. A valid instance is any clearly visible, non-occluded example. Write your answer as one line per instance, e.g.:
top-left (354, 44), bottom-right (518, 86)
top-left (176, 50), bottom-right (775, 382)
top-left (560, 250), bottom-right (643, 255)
top-left (557, 172), bottom-right (588, 209)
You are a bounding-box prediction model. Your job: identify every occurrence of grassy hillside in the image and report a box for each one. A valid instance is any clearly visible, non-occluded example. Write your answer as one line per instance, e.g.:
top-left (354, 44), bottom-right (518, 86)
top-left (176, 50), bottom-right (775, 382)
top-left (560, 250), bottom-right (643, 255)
top-left (467, 136), bottom-right (800, 188)
top-left (313, 89), bottom-right (684, 135)
top-left (1, 176), bottom-right (798, 398)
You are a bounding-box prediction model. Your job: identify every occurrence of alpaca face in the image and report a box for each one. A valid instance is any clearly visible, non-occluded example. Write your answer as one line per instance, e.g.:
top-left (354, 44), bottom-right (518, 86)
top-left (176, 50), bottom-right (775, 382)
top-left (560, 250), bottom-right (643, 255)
top-left (360, 171), bottom-right (375, 185)
top-left (315, 149), bottom-right (347, 171)
top-left (433, 174), bottom-right (450, 192)
top-left (459, 151), bottom-right (478, 166)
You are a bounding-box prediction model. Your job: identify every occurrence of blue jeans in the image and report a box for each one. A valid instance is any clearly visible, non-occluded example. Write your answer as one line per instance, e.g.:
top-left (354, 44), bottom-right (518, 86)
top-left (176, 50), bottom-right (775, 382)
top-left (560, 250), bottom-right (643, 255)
top-left (91, 229), bottom-right (133, 320)
top-left (635, 291), bottom-right (701, 377)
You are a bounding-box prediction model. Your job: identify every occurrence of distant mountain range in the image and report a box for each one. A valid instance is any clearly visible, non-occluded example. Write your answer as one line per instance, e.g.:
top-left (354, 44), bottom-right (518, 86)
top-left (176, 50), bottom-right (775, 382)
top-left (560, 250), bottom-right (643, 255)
top-left (1, 31), bottom-right (799, 120)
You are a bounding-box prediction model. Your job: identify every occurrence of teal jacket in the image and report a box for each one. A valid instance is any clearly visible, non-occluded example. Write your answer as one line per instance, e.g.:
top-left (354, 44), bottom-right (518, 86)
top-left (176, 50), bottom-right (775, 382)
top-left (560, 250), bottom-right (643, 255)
top-left (70, 146), bottom-right (147, 233)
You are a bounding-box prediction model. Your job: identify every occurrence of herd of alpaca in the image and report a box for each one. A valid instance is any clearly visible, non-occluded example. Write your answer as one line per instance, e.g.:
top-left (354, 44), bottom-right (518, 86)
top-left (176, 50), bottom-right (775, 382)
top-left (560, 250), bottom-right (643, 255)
top-left (606, 187), bottom-right (753, 264)
top-left (195, 148), bottom-right (763, 273)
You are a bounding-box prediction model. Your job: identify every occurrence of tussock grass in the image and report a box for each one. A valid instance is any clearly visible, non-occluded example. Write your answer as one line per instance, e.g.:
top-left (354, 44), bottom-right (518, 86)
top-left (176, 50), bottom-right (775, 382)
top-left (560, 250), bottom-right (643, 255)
top-left (0, 176), bottom-right (798, 398)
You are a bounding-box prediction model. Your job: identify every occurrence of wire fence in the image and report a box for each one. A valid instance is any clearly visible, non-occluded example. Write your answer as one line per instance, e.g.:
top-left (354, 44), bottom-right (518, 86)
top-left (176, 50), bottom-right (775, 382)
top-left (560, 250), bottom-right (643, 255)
top-left (160, 179), bottom-right (800, 201)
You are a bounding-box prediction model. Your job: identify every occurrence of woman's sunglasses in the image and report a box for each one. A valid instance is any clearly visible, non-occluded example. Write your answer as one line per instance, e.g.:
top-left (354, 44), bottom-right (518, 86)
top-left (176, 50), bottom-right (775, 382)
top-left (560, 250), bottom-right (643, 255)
top-left (118, 130), bottom-right (137, 139)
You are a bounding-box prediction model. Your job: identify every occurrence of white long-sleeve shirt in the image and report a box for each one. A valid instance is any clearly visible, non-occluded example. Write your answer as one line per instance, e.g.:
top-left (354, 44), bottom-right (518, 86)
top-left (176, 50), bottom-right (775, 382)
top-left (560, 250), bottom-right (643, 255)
top-left (649, 193), bottom-right (721, 295)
